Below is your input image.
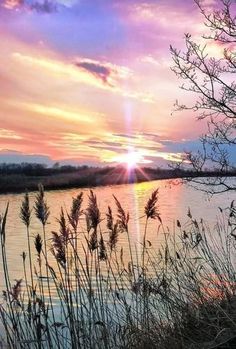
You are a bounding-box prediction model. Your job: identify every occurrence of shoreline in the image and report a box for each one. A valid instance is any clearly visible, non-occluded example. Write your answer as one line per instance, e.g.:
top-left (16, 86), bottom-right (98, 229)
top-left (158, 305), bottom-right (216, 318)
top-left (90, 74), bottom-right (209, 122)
top-left (0, 168), bottom-right (235, 195)
top-left (0, 174), bottom-right (173, 196)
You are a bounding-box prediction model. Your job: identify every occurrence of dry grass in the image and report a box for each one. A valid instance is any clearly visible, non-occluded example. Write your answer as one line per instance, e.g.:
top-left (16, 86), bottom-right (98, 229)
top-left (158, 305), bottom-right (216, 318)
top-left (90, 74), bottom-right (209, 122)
top-left (0, 186), bottom-right (236, 348)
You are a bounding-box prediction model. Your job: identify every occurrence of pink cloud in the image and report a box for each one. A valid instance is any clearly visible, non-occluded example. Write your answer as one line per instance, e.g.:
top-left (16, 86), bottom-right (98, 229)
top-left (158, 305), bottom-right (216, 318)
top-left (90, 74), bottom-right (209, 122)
top-left (2, 0), bottom-right (24, 10)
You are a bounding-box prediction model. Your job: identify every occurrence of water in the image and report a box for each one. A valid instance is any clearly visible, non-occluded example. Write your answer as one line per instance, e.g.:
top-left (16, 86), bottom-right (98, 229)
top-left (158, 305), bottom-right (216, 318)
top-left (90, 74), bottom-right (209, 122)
top-left (0, 179), bottom-right (235, 346)
top-left (0, 179), bottom-right (234, 291)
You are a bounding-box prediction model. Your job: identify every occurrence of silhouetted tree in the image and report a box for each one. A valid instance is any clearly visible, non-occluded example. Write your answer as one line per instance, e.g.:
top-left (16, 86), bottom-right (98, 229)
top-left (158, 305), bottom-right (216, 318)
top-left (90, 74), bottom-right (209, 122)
top-left (171, 0), bottom-right (236, 193)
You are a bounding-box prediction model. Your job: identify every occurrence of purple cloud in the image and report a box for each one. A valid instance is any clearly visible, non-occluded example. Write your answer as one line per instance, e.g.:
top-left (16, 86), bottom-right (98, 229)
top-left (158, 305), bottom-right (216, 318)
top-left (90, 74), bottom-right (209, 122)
top-left (75, 59), bottom-right (113, 85)
top-left (113, 133), bottom-right (138, 139)
top-left (1, 0), bottom-right (57, 13)
top-left (30, 0), bottom-right (57, 13)
top-left (83, 139), bottom-right (122, 147)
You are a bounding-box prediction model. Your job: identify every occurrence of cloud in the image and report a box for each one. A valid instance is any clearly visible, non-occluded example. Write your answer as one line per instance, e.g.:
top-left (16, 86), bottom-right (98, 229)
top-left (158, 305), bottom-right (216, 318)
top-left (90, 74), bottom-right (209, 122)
top-left (2, 0), bottom-right (24, 10)
top-left (113, 133), bottom-right (139, 139)
top-left (12, 52), bottom-right (154, 103)
top-left (75, 58), bottom-right (131, 87)
top-left (138, 132), bottom-right (162, 142)
top-left (83, 139), bottom-right (122, 147)
top-left (74, 132), bottom-right (184, 166)
top-left (12, 102), bottom-right (94, 124)
top-left (141, 55), bottom-right (172, 68)
top-left (30, 0), bottom-right (57, 13)
top-left (75, 60), bottom-right (113, 86)
top-left (1, 0), bottom-right (67, 13)
top-left (200, 0), bottom-right (217, 8)
top-left (0, 128), bottom-right (200, 168)
top-left (0, 149), bottom-right (108, 167)
top-left (0, 149), bottom-right (54, 165)
top-left (56, 0), bottom-right (77, 7)
top-left (0, 128), bottom-right (22, 140)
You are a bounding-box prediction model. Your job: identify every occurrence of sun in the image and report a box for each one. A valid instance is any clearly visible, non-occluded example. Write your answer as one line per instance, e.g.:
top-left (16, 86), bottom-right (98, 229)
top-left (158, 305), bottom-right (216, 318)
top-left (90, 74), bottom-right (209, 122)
top-left (115, 151), bottom-right (143, 170)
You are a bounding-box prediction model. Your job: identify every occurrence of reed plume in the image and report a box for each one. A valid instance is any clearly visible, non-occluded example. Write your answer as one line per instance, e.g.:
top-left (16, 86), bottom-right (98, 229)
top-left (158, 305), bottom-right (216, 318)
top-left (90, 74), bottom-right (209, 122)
top-left (106, 206), bottom-right (119, 250)
top-left (20, 192), bottom-right (34, 290)
top-left (51, 232), bottom-right (66, 268)
top-left (68, 192), bottom-right (83, 231)
top-left (3, 279), bottom-right (22, 307)
top-left (51, 209), bottom-right (69, 268)
top-left (85, 213), bottom-right (91, 233)
top-left (34, 184), bottom-right (50, 226)
top-left (34, 233), bottom-right (43, 256)
top-left (109, 222), bottom-right (119, 251)
top-left (88, 230), bottom-right (98, 251)
top-left (99, 235), bottom-right (107, 261)
top-left (20, 192), bottom-right (31, 227)
top-left (113, 195), bottom-right (129, 232)
top-left (144, 189), bottom-right (160, 220)
top-left (87, 190), bottom-right (101, 230)
top-left (177, 220), bottom-right (181, 228)
top-left (86, 191), bottom-right (101, 251)
top-left (106, 206), bottom-right (113, 231)
top-left (58, 208), bottom-right (69, 242)
top-left (10, 279), bottom-right (22, 302)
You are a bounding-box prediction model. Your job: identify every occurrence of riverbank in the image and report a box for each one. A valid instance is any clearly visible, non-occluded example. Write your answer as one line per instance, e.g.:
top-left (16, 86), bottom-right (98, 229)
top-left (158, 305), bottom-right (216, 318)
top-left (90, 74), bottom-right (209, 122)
top-left (0, 165), bottom-right (235, 194)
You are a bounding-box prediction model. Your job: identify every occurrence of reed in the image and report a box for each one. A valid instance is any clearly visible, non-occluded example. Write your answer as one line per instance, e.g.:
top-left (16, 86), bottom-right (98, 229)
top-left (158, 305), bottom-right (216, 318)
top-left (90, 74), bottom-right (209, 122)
top-left (0, 187), bottom-right (236, 348)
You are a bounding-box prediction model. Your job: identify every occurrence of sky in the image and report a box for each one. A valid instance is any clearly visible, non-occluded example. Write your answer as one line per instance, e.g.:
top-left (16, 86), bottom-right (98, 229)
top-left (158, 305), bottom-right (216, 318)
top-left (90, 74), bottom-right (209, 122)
top-left (0, 0), bottom-right (222, 167)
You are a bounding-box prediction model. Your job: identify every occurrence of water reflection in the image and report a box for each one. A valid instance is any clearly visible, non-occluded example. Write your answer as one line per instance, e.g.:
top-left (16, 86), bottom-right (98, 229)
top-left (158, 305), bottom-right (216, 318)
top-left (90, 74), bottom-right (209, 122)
top-left (0, 179), bottom-right (234, 291)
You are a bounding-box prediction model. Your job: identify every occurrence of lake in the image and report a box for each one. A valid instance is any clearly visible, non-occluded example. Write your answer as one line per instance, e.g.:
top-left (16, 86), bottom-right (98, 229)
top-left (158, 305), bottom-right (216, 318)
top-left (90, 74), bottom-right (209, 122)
top-left (0, 178), bottom-right (234, 292)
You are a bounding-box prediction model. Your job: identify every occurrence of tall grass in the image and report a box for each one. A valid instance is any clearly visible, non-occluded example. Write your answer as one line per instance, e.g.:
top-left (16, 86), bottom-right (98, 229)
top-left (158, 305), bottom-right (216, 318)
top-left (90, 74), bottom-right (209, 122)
top-left (0, 187), bottom-right (236, 348)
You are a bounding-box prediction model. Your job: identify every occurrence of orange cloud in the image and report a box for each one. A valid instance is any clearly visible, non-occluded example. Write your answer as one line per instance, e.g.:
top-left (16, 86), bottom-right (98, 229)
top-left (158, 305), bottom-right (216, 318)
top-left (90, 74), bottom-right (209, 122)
top-left (10, 102), bottom-right (95, 124)
top-left (2, 0), bottom-right (23, 10)
top-left (0, 128), bottom-right (22, 140)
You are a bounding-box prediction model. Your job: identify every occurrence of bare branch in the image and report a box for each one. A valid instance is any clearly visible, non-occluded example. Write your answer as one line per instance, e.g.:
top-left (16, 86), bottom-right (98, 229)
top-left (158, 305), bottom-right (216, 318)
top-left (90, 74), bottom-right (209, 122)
top-left (171, 0), bottom-right (236, 193)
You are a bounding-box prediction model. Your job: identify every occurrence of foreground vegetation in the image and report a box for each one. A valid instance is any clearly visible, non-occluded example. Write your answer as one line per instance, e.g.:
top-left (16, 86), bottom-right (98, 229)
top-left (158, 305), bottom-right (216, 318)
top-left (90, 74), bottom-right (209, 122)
top-left (0, 186), bottom-right (236, 348)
